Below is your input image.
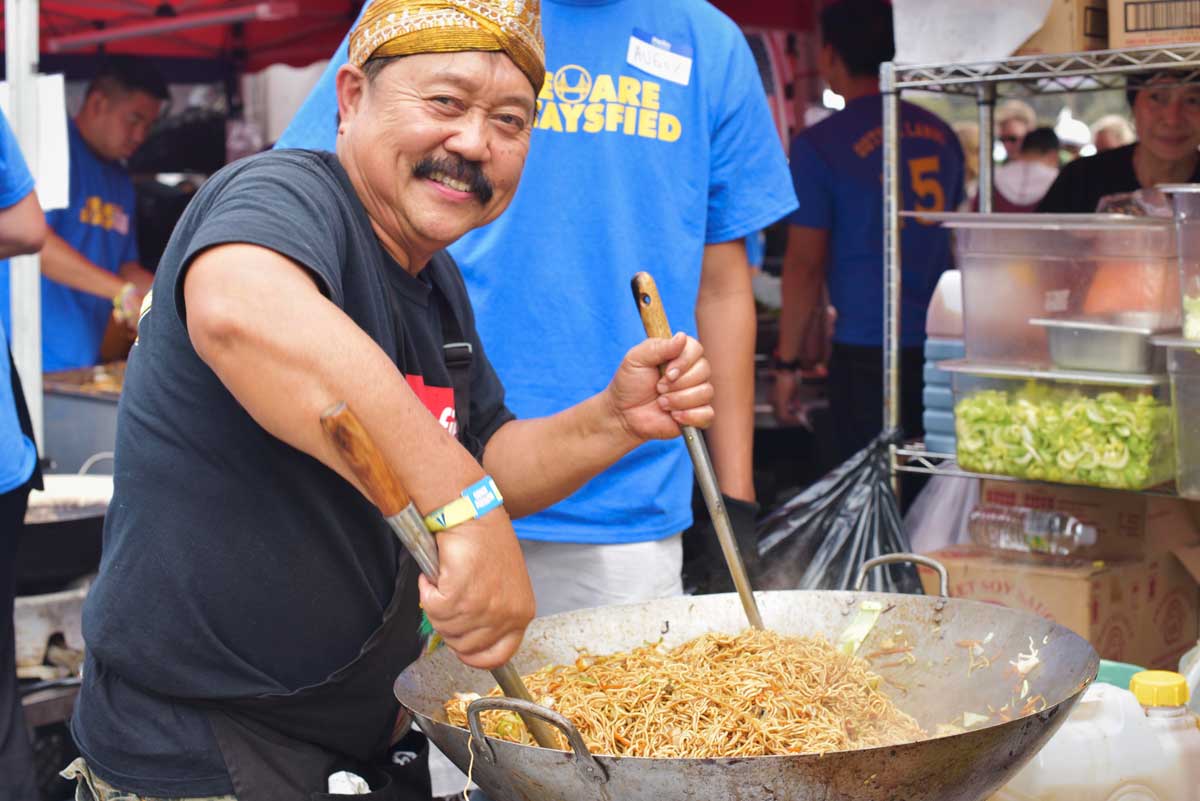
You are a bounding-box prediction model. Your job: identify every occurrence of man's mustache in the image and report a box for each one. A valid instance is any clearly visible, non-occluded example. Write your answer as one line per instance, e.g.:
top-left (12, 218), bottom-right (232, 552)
top-left (413, 156), bottom-right (493, 204)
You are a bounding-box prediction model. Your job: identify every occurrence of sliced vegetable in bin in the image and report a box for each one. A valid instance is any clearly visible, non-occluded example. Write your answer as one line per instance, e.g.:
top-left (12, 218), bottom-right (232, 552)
top-left (954, 382), bottom-right (1174, 490)
top-left (941, 360), bottom-right (1174, 490)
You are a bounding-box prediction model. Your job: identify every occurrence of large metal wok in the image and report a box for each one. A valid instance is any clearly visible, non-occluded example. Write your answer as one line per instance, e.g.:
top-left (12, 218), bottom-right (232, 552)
top-left (396, 562), bottom-right (1098, 801)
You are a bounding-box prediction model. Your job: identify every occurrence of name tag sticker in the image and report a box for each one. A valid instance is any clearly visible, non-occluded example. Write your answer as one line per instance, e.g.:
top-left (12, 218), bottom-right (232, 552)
top-left (626, 28), bottom-right (693, 86)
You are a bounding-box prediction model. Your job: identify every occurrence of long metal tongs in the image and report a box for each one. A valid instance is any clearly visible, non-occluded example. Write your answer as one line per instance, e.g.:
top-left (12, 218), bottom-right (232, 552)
top-left (630, 272), bottom-right (764, 630)
top-left (320, 402), bottom-right (560, 749)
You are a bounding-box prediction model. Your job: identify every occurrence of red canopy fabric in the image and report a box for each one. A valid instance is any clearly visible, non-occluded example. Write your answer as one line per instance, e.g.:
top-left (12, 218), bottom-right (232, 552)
top-left (17, 1), bottom-right (811, 74)
top-left (712, 0), bottom-right (815, 31)
top-left (20, 1), bottom-right (360, 72)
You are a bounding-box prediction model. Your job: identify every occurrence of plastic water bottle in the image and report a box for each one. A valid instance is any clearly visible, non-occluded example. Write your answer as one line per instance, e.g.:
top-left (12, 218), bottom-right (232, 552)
top-left (966, 504), bottom-right (1098, 558)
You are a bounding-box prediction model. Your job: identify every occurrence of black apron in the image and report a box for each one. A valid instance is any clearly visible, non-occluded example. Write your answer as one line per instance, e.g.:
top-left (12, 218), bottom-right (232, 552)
top-left (203, 274), bottom-right (475, 801)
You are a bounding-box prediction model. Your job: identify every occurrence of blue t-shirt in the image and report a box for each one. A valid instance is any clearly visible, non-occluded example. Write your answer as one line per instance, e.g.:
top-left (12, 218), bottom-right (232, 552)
top-left (0, 120), bottom-right (138, 372)
top-left (0, 110), bottom-right (38, 493)
top-left (787, 96), bottom-right (963, 348)
top-left (278, 0), bottom-right (797, 544)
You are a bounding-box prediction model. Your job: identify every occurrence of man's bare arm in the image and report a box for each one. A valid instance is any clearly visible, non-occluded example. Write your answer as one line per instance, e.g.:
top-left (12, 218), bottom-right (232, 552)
top-left (694, 240), bottom-right (757, 501)
top-left (119, 261), bottom-right (155, 293)
top-left (0, 192), bottom-right (45, 259)
top-left (778, 225), bottom-right (829, 365)
top-left (185, 242), bottom-right (532, 669)
top-left (483, 333), bottom-right (712, 518)
top-left (41, 229), bottom-right (129, 299)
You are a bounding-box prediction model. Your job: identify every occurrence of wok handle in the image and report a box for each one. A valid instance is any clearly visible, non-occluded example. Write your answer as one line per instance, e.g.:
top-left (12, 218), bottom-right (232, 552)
top-left (629, 272), bottom-right (765, 631)
top-left (855, 553), bottom-right (949, 597)
top-left (467, 697), bottom-right (608, 786)
top-left (320, 402), bottom-right (560, 750)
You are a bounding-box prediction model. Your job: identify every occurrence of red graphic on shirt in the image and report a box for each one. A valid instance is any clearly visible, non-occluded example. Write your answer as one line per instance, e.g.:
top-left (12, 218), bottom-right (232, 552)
top-left (406, 375), bottom-right (457, 437)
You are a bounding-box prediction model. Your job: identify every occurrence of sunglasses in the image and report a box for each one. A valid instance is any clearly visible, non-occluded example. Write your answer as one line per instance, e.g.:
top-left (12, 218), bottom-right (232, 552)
top-left (999, 135), bottom-right (1021, 143)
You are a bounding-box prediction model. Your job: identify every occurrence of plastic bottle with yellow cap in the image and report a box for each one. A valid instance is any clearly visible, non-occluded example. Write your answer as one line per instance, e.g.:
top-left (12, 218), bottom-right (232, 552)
top-left (1181, 638), bottom-right (1200, 716)
top-left (991, 670), bottom-right (1200, 801)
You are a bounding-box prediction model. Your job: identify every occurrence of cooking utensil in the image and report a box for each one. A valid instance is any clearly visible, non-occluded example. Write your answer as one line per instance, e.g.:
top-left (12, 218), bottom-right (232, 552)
top-left (1030, 313), bottom-right (1167, 374)
top-left (319, 402), bottom-right (560, 750)
top-left (19, 474), bottom-right (113, 595)
top-left (396, 554), bottom-right (1098, 801)
top-left (630, 271), bottom-right (764, 630)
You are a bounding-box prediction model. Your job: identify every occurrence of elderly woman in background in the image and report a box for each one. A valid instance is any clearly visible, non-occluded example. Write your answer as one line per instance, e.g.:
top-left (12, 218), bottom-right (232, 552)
top-left (1039, 71), bottom-right (1200, 213)
top-left (996, 98), bottom-right (1037, 160)
top-left (1091, 114), bottom-right (1137, 152)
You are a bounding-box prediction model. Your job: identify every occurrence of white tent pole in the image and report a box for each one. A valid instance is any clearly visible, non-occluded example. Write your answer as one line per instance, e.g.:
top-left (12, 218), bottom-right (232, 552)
top-left (5, 0), bottom-right (43, 450)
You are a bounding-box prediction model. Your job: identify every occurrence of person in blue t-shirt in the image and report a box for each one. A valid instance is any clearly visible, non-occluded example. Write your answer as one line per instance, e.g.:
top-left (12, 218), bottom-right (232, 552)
top-left (279, 0), bottom-right (797, 613)
top-left (773, 0), bottom-right (963, 466)
top-left (0, 107), bottom-right (46, 801)
top-left (0, 56), bottom-right (166, 373)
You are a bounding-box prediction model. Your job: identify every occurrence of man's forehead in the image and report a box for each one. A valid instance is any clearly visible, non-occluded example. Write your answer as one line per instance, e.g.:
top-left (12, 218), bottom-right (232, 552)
top-left (377, 52), bottom-right (535, 108)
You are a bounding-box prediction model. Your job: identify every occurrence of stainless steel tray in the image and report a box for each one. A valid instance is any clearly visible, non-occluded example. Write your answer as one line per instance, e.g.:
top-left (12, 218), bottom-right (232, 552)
top-left (1030, 312), bottom-right (1168, 374)
top-left (937, 358), bottom-right (1168, 387)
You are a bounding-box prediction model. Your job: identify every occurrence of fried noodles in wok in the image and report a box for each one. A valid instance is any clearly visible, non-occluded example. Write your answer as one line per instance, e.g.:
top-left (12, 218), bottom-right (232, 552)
top-left (443, 629), bottom-right (925, 758)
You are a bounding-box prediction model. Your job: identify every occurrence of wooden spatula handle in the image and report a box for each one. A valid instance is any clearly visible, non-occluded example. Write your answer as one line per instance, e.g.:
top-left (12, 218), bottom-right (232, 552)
top-left (631, 272), bottom-right (674, 340)
top-left (320, 402), bottom-right (410, 517)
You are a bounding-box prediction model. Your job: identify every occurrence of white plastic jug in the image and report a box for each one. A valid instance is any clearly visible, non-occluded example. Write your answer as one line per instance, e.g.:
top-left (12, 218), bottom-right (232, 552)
top-left (1182, 640), bottom-right (1200, 717)
top-left (991, 671), bottom-right (1200, 801)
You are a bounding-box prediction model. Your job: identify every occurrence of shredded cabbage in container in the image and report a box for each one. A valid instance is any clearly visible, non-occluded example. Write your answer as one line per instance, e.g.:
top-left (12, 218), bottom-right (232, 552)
top-left (955, 382), bottom-right (1174, 489)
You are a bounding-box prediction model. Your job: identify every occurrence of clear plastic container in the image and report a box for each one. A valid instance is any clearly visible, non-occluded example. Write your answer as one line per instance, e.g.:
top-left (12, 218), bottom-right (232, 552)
top-left (1160, 185), bottom-right (1200, 340)
top-left (915, 213), bottom-right (1179, 366)
top-left (1153, 335), bottom-right (1200, 500)
top-left (941, 360), bottom-right (1175, 490)
top-left (966, 504), bottom-right (1097, 558)
top-left (992, 671), bottom-right (1200, 801)
top-left (1181, 640), bottom-right (1200, 717)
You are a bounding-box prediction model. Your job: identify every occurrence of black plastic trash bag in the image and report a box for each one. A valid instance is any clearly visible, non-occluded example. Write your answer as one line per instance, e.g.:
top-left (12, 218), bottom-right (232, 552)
top-left (755, 430), bottom-right (923, 594)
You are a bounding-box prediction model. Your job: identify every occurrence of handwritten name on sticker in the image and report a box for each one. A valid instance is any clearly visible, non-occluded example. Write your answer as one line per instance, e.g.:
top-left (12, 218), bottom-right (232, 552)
top-left (626, 29), bottom-right (693, 86)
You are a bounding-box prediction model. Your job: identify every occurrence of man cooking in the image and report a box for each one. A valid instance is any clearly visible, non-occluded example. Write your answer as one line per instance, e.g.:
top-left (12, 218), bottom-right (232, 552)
top-left (0, 56), bottom-right (164, 372)
top-left (63, 2), bottom-right (714, 799)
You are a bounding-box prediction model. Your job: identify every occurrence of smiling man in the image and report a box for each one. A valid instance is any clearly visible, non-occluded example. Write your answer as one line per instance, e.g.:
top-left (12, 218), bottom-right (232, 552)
top-left (64, 2), bottom-right (715, 800)
top-left (0, 56), bottom-right (164, 372)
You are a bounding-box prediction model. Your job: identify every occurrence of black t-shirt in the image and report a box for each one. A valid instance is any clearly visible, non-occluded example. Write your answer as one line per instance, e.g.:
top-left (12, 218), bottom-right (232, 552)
top-left (1037, 143), bottom-right (1200, 213)
top-left (72, 149), bottom-right (514, 796)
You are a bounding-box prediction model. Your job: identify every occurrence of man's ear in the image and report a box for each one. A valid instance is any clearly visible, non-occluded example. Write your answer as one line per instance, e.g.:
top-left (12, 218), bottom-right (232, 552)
top-left (335, 63), bottom-right (369, 132)
top-left (80, 89), bottom-right (105, 118)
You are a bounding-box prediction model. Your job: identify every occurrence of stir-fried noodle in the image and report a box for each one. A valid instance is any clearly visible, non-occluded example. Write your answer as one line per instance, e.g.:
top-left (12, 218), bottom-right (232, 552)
top-left (443, 629), bottom-right (925, 758)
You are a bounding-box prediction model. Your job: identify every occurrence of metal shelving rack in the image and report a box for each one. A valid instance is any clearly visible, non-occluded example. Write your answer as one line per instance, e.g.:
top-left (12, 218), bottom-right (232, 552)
top-left (880, 44), bottom-right (1200, 489)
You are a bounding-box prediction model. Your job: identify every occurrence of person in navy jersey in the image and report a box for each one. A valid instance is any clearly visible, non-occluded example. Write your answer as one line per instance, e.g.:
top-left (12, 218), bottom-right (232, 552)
top-left (0, 108), bottom-right (46, 801)
top-left (279, 0), bottom-right (798, 611)
top-left (772, 0), bottom-right (963, 467)
top-left (0, 56), bottom-right (165, 373)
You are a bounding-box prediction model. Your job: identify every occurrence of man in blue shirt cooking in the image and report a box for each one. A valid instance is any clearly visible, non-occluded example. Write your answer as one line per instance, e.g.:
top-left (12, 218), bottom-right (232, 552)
top-left (0, 56), bottom-right (165, 372)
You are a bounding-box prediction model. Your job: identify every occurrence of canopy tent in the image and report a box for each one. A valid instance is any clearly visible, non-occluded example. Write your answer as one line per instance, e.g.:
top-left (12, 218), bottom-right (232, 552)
top-left (3, 1), bottom-right (359, 75)
top-left (713, 0), bottom-right (815, 30)
top-left (3, 1), bottom-right (812, 75)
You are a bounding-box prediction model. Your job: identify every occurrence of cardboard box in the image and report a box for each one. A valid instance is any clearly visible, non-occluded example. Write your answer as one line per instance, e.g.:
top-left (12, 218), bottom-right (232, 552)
top-left (1017, 0), bottom-right (1108, 55)
top-left (920, 545), bottom-right (1200, 668)
top-left (1109, 0), bottom-right (1200, 49)
top-left (979, 479), bottom-right (1200, 561)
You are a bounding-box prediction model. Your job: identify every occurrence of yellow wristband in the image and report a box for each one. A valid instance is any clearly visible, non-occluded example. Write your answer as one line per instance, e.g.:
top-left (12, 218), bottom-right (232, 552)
top-left (424, 476), bottom-right (504, 532)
